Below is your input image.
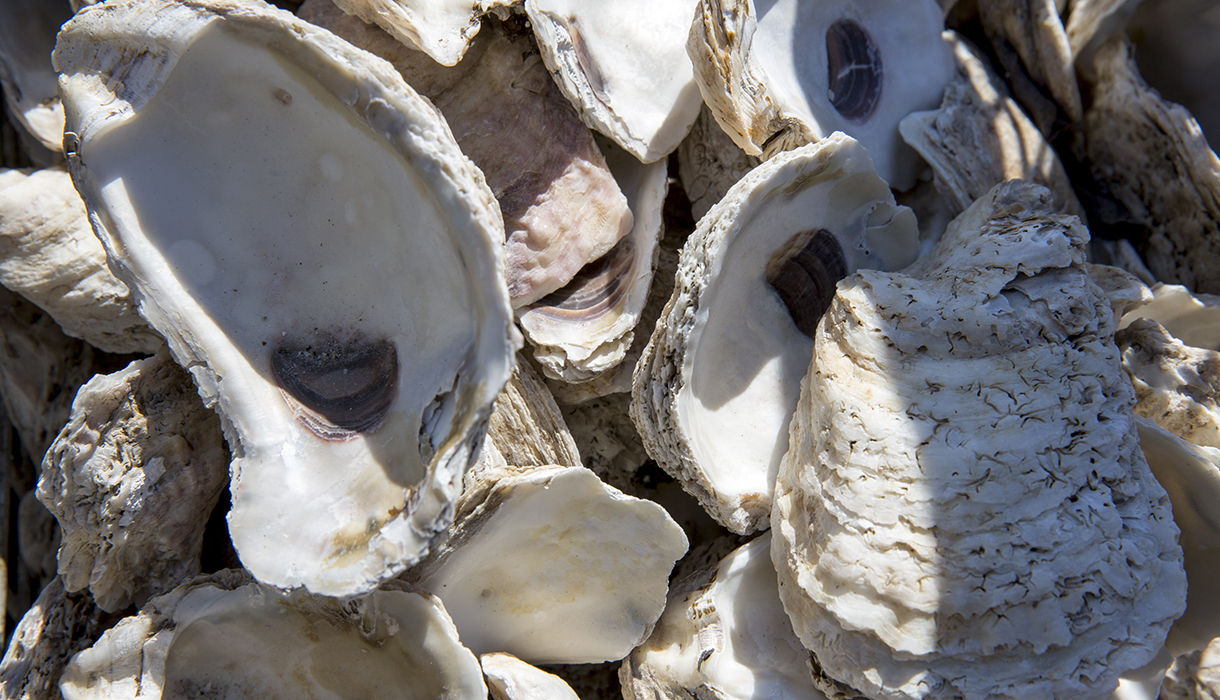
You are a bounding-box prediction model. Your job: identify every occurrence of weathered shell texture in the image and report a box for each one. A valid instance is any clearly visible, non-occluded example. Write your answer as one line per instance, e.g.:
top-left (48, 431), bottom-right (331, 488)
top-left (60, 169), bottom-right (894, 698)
top-left (0, 577), bottom-right (122, 700)
top-left (331, 0), bottom-right (511, 66)
top-left (678, 105), bottom-right (761, 222)
top-left (1119, 319), bottom-right (1220, 450)
top-left (632, 133), bottom-right (919, 535)
top-left (898, 32), bottom-right (1085, 221)
top-left (1135, 418), bottom-right (1220, 656)
top-left (36, 353), bottom-right (228, 613)
top-left (622, 533), bottom-right (826, 700)
top-left (0, 0), bottom-right (71, 152)
top-left (300, 2), bottom-right (633, 309)
top-left (58, 570), bottom-right (488, 700)
top-left (55, 0), bottom-right (516, 595)
top-left (524, 0), bottom-right (704, 163)
top-left (482, 653), bottom-right (582, 700)
top-left (0, 166), bottom-right (160, 354)
top-left (1162, 637), bottom-right (1220, 700)
top-left (771, 180), bottom-right (1187, 700)
top-left (1121, 284), bottom-right (1220, 353)
top-left (1087, 263), bottom-right (1154, 324)
top-left (0, 287), bottom-right (98, 465)
top-left (406, 463), bottom-right (688, 664)
top-left (977, 0), bottom-right (1083, 128)
top-left (487, 354), bottom-right (582, 468)
top-left (1063, 0), bottom-right (1141, 64)
top-left (687, 0), bottom-right (954, 190)
top-left (518, 139), bottom-right (667, 384)
top-left (1085, 37), bottom-right (1220, 295)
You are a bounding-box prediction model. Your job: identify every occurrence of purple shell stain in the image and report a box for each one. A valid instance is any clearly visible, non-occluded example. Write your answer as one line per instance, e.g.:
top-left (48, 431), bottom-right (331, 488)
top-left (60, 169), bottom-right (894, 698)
top-left (270, 333), bottom-right (398, 440)
top-left (825, 19), bottom-right (883, 121)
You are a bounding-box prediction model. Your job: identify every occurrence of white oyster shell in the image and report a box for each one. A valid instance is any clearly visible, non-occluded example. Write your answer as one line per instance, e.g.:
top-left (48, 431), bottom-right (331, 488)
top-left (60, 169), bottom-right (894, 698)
top-left (525, 0), bottom-right (703, 163)
top-left (330, 0), bottom-right (513, 66)
top-left (632, 133), bottom-right (918, 534)
top-left (36, 352), bottom-right (228, 613)
top-left (772, 180), bottom-right (1186, 699)
top-left (407, 463), bottom-right (688, 664)
top-left (688, 0), bottom-right (954, 190)
top-left (55, 0), bottom-right (516, 595)
top-left (1121, 284), bottom-right (1220, 352)
top-left (58, 570), bottom-right (487, 700)
top-left (622, 533), bottom-right (826, 700)
top-left (1119, 319), bottom-right (1220, 450)
top-left (481, 653), bottom-right (581, 700)
top-left (0, 166), bottom-right (160, 354)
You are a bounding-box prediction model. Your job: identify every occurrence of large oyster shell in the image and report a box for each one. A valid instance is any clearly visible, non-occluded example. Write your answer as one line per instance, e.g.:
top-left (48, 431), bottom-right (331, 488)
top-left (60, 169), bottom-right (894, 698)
top-left (55, 0), bottom-right (517, 595)
top-left (632, 133), bottom-right (918, 534)
top-left (772, 180), bottom-right (1186, 699)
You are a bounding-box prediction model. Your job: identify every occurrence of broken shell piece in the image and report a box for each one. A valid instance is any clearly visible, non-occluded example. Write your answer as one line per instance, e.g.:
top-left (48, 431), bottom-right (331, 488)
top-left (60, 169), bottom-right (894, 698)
top-left (36, 352), bottom-right (228, 613)
top-left (518, 139), bottom-right (667, 384)
top-left (330, 0), bottom-right (512, 66)
top-left (0, 0), bottom-right (71, 153)
top-left (482, 653), bottom-right (581, 700)
top-left (0, 577), bottom-right (122, 700)
top-left (1119, 319), bottom-right (1220, 450)
top-left (1161, 637), bottom-right (1220, 700)
top-left (1088, 263), bottom-right (1154, 322)
top-left (1084, 37), bottom-right (1220, 295)
top-left (56, 0), bottom-right (516, 595)
top-left (679, 106), bottom-right (761, 222)
top-left (632, 133), bottom-right (919, 534)
top-left (487, 355), bottom-right (582, 468)
top-left (622, 533), bottom-right (826, 700)
top-left (407, 464), bottom-right (688, 664)
top-left (0, 167), bottom-right (161, 354)
top-left (524, 0), bottom-right (703, 163)
top-left (688, 0), bottom-right (953, 190)
top-left (772, 180), bottom-right (1186, 699)
top-left (300, 5), bottom-right (633, 309)
top-left (1120, 284), bottom-right (1220, 352)
top-left (978, 0), bottom-right (1083, 126)
top-left (58, 570), bottom-right (487, 700)
top-left (898, 32), bottom-right (1084, 220)
top-left (1063, 0), bottom-right (1141, 66)
top-left (1135, 418), bottom-right (1220, 656)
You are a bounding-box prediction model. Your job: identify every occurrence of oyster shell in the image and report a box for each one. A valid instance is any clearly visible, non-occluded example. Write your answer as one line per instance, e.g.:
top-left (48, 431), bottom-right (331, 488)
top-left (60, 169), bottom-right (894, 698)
top-left (1121, 284), bottom-right (1220, 352)
top-left (688, 0), bottom-right (954, 190)
top-left (1084, 37), bottom-right (1220, 295)
top-left (978, 0), bottom-right (1083, 129)
top-left (622, 533), bottom-right (826, 700)
top-left (407, 463), bottom-right (688, 664)
top-left (487, 355), bottom-right (581, 468)
top-left (1162, 638), bottom-right (1220, 700)
top-left (518, 139), bottom-right (667, 384)
top-left (37, 352), bottom-right (228, 612)
top-left (58, 570), bottom-right (487, 700)
top-left (524, 0), bottom-right (703, 163)
top-left (1118, 319), bottom-right (1220, 450)
top-left (898, 32), bottom-right (1085, 220)
top-left (55, 0), bottom-right (517, 595)
top-left (329, 0), bottom-right (513, 66)
top-left (772, 180), bottom-right (1186, 699)
top-left (678, 105), bottom-right (760, 222)
top-left (632, 133), bottom-right (919, 534)
top-left (482, 653), bottom-right (581, 700)
top-left (0, 166), bottom-right (160, 354)
top-left (0, 0), bottom-right (71, 154)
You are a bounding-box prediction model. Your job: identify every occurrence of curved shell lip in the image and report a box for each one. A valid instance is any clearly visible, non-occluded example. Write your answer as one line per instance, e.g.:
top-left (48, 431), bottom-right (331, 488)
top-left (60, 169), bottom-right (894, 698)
top-left (55, 0), bottom-right (517, 596)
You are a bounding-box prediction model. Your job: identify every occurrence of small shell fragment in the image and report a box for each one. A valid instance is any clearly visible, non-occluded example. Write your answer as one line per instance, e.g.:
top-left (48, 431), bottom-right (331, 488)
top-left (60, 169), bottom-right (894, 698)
top-left (482, 653), bottom-right (581, 700)
top-left (1120, 284), bottom-right (1220, 353)
top-left (1119, 319), bottom-right (1220, 450)
top-left (36, 352), bottom-right (228, 613)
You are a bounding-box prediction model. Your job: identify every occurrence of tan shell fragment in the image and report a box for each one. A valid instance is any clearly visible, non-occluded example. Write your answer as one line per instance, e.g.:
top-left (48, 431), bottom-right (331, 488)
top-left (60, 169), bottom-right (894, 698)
top-left (1118, 319), bottom-right (1220, 450)
top-left (978, 0), bottom-right (1083, 128)
top-left (899, 33), bottom-right (1085, 220)
top-left (58, 570), bottom-right (488, 700)
top-left (1121, 284), bottom-right (1220, 353)
top-left (36, 352), bottom-right (228, 613)
top-left (772, 180), bottom-right (1186, 700)
top-left (1162, 638), bottom-right (1220, 700)
top-left (1085, 37), bottom-right (1220, 295)
top-left (407, 463), bottom-right (688, 664)
top-left (678, 106), bottom-right (761, 222)
top-left (1063, 0), bottom-right (1141, 65)
top-left (481, 653), bottom-right (581, 700)
top-left (0, 167), bottom-right (161, 354)
top-left (487, 355), bottom-right (581, 468)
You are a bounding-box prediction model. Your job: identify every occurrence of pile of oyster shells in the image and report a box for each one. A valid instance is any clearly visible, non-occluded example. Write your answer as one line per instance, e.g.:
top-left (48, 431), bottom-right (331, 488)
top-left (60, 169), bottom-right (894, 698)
top-left (0, 0), bottom-right (1219, 697)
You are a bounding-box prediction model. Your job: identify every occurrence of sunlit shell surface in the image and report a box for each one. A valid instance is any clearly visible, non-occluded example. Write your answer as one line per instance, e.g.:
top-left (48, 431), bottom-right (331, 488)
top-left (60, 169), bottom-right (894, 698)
top-left (772, 181), bottom-right (1186, 699)
top-left (55, 0), bottom-right (516, 596)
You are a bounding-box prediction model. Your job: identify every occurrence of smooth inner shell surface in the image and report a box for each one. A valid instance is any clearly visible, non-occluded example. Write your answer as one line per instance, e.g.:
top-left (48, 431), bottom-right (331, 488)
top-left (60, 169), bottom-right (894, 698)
top-left (57, 2), bottom-right (514, 596)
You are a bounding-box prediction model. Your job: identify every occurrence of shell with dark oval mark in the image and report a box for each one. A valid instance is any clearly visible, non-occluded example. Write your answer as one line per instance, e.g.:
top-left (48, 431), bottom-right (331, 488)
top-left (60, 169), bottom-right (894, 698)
top-left (825, 20), bottom-right (883, 122)
top-left (765, 228), bottom-right (848, 339)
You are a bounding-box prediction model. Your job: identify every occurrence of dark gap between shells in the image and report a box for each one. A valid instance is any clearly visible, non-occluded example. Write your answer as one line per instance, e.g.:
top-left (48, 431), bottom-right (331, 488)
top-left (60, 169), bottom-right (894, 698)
top-left (825, 19), bottom-right (883, 122)
top-left (766, 229), bottom-right (847, 338)
top-left (270, 333), bottom-right (398, 440)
